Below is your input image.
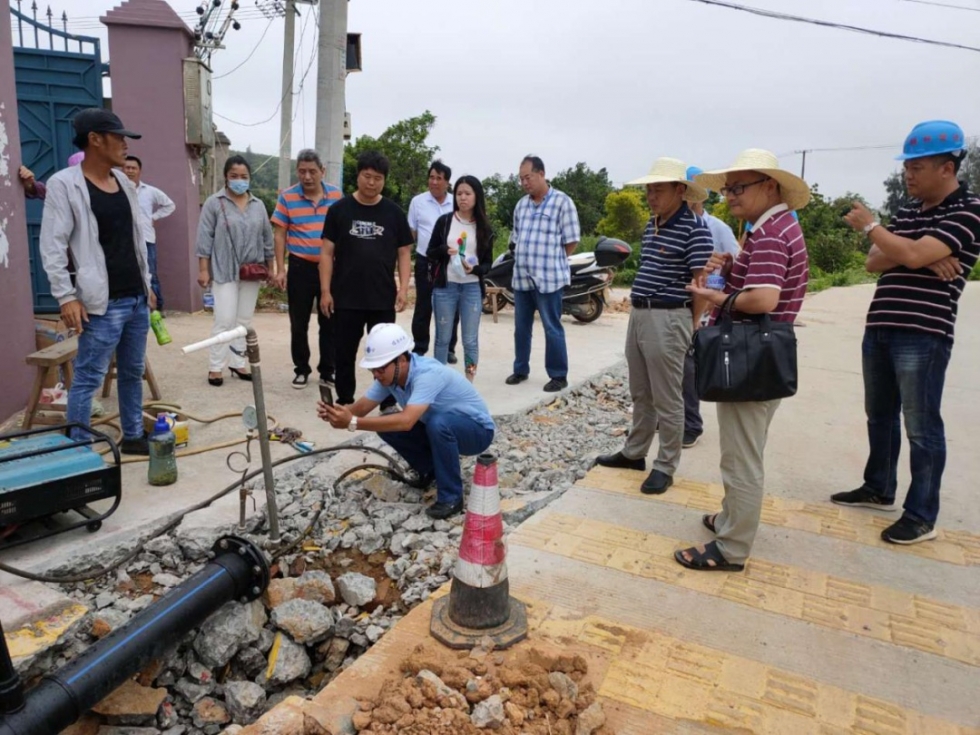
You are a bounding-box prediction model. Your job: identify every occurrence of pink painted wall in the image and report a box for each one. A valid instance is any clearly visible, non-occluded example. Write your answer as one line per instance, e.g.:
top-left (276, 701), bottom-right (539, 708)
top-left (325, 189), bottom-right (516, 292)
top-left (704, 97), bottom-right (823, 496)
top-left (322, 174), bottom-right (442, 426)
top-left (103, 0), bottom-right (203, 313)
top-left (0, 16), bottom-right (41, 425)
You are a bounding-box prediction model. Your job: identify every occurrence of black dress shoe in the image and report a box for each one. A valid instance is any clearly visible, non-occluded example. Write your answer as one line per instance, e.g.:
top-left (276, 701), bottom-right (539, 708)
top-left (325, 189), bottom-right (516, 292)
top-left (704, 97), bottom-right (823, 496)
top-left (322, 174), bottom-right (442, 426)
top-left (505, 373), bottom-right (529, 385)
top-left (594, 451), bottom-right (646, 471)
top-left (543, 378), bottom-right (568, 392)
top-left (447, 352), bottom-right (459, 364)
top-left (230, 367), bottom-right (253, 381)
top-left (641, 469), bottom-right (673, 495)
top-left (120, 434), bottom-right (150, 456)
top-left (426, 500), bottom-right (464, 519)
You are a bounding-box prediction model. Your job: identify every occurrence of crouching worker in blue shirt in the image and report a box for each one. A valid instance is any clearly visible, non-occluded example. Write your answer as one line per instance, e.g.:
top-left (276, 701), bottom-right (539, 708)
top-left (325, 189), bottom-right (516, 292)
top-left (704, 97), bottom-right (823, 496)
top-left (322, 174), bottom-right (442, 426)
top-left (318, 323), bottom-right (495, 520)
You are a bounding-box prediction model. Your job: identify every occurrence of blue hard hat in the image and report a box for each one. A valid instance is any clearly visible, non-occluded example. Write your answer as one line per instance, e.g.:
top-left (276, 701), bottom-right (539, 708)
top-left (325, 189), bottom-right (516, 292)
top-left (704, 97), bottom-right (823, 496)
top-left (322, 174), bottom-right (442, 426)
top-left (686, 165), bottom-right (703, 180)
top-left (896, 120), bottom-right (966, 161)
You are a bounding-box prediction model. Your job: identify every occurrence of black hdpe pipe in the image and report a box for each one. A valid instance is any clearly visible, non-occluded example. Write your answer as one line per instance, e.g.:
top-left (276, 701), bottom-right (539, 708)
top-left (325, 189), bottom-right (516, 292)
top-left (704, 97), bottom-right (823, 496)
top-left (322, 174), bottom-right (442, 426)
top-left (0, 536), bottom-right (269, 735)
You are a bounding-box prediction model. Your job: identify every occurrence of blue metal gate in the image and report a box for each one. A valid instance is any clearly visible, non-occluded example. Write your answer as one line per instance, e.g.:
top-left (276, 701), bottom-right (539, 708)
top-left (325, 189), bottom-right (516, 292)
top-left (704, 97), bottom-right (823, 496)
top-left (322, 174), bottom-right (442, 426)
top-left (11, 1), bottom-right (105, 312)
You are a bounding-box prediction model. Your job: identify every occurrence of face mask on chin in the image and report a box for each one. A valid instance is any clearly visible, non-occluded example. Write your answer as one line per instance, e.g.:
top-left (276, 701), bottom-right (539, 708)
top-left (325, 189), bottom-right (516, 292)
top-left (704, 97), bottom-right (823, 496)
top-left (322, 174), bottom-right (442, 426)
top-left (228, 179), bottom-right (250, 196)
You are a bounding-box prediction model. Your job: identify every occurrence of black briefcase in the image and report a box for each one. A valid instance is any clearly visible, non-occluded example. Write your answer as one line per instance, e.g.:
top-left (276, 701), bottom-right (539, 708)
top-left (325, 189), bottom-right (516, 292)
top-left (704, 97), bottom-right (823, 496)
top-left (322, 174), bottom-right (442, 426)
top-left (693, 294), bottom-right (798, 403)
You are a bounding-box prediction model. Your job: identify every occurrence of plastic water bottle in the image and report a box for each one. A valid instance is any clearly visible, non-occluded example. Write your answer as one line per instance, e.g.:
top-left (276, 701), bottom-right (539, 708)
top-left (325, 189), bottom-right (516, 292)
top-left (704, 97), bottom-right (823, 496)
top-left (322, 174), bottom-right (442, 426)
top-left (202, 288), bottom-right (215, 311)
top-left (706, 272), bottom-right (726, 290)
top-left (149, 310), bottom-right (172, 345)
top-left (148, 414), bottom-right (178, 486)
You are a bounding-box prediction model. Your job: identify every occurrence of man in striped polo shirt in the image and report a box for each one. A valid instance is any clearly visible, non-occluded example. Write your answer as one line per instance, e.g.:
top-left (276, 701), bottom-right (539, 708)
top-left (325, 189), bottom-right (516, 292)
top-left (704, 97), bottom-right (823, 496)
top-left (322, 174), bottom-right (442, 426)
top-left (832, 120), bottom-right (980, 545)
top-left (596, 158), bottom-right (712, 494)
top-left (272, 149), bottom-right (343, 389)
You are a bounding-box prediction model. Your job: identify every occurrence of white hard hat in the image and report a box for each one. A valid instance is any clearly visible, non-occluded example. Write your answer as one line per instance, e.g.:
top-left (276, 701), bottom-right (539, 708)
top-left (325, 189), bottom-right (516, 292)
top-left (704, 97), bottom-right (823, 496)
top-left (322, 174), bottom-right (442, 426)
top-left (360, 323), bottom-right (415, 369)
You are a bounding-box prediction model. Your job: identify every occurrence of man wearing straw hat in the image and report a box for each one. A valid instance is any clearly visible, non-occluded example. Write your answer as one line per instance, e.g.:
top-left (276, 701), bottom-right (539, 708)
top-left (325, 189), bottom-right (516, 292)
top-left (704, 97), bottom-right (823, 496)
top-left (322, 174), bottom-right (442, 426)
top-left (675, 150), bottom-right (810, 571)
top-left (831, 120), bottom-right (980, 545)
top-left (595, 158), bottom-right (713, 495)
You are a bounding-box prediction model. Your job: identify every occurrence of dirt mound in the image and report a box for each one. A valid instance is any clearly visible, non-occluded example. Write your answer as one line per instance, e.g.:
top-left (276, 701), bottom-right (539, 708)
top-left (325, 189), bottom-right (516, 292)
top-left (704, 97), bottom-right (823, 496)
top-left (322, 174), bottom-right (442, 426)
top-left (351, 641), bottom-right (612, 735)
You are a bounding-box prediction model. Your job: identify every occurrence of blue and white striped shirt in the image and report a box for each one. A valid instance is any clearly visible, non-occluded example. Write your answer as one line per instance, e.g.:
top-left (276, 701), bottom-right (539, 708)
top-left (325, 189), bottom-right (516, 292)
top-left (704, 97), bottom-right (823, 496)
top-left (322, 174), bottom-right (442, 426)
top-left (632, 204), bottom-right (713, 303)
top-left (511, 187), bottom-right (581, 293)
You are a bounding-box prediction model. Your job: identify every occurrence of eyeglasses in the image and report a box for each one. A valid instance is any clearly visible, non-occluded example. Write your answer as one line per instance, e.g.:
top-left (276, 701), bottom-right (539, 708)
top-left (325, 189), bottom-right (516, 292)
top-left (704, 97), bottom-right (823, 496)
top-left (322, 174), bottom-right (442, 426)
top-left (720, 178), bottom-right (769, 197)
top-left (370, 362), bottom-right (393, 376)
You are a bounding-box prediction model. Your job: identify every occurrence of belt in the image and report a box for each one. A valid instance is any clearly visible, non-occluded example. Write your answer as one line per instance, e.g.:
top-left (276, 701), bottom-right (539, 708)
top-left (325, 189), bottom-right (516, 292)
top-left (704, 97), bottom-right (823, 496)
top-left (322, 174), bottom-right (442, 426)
top-left (630, 296), bottom-right (690, 310)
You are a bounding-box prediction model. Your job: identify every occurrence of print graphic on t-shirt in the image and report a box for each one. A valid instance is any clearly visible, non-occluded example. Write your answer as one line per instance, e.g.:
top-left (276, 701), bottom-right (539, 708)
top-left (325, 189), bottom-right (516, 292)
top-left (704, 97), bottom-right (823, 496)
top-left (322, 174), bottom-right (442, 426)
top-left (350, 220), bottom-right (385, 239)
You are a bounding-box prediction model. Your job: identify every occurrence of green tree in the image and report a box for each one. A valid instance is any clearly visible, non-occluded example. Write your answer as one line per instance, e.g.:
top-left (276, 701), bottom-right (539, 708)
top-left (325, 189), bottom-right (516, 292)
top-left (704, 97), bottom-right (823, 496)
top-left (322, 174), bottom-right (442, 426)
top-left (482, 173), bottom-right (524, 232)
top-left (343, 111), bottom-right (439, 212)
top-left (881, 171), bottom-right (908, 220)
top-left (796, 188), bottom-right (870, 273)
top-left (596, 189), bottom-right (648, 243)
top-left (551, 162), bottom-right (613, 235)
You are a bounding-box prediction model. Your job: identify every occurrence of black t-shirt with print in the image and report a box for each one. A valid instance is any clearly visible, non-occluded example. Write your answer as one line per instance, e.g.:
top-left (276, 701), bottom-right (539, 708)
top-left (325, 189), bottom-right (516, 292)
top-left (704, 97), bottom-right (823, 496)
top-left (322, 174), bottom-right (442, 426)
top-left (322, 195), bottom-right (412, 310)
top-left (86, 179), bottom-right (143, 299)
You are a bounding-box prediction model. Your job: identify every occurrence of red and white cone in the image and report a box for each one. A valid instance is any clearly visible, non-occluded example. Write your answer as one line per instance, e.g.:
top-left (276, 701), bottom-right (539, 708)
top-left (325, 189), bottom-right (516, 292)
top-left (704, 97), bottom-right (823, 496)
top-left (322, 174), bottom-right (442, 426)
top-left (430, 453), bottom-right (528, 650)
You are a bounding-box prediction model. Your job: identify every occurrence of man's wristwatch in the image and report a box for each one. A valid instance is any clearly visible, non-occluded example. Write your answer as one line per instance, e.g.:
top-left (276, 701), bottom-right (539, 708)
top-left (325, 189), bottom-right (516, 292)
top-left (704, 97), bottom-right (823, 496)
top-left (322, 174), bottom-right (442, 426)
top-left (348, 416), bottom-right (358, 432)
top-left (863, 221), bottom-right (881, 236)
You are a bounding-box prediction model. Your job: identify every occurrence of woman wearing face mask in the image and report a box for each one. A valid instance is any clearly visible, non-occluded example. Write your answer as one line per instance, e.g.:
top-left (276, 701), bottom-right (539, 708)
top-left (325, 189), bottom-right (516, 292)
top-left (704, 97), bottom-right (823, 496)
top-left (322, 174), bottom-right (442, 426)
top-left (426, 175), bottom-right (495, 380)
top-left (195, 155), bottom-right (274, 386)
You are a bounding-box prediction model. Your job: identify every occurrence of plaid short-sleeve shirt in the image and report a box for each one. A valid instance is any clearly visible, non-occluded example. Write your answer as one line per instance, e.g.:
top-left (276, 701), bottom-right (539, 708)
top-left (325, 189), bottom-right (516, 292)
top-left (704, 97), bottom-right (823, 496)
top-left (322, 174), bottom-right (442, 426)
top-left (511, 187), bottom-right (581, 293)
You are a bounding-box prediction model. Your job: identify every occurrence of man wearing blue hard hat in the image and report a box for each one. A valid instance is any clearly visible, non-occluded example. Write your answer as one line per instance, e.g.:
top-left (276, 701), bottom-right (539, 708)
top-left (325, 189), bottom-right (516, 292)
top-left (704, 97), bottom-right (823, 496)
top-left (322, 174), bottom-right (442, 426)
top-left (681, 165), bottom-right (739, 448)
top-left (833, 120), bottom-right (980, 544)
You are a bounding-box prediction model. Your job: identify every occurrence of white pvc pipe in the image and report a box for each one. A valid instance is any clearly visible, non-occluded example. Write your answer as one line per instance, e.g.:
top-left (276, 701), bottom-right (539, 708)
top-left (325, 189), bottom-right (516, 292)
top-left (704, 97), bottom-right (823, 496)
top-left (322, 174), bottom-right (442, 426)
top-left (181, 326), bottom-right (247, 355)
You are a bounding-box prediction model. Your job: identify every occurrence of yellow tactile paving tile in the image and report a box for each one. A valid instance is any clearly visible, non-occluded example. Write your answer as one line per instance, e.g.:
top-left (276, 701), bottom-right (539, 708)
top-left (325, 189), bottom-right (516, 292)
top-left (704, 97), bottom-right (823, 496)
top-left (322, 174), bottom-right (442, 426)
top-left (509, 512), bottom-right (980, 667)
top-left (579, 465), bottom-right (980, 566)
top-left (528, 604), bottom-right (979, 735)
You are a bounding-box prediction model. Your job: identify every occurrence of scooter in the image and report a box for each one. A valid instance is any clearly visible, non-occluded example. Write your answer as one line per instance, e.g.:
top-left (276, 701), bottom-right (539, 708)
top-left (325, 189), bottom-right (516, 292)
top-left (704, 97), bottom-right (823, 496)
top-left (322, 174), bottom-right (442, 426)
top-left (482, 236), bottom-right (632, 323)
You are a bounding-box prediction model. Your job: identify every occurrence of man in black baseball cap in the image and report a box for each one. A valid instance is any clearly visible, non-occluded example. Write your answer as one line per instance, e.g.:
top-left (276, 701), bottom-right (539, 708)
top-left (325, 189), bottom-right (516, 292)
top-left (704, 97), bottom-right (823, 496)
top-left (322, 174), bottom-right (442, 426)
top-left (71, 108), bottom-right (142, 150)
top-left (39, 107), bottom-right (154, 455)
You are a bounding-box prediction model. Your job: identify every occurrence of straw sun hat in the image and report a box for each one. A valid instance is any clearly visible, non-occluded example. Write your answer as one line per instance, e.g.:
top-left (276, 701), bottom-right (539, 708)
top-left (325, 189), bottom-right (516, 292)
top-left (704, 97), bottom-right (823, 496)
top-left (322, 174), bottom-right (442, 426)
top-left (627, 157), bottom-right (708, 203)
top-left (694, 149), bottom-right (811, 210)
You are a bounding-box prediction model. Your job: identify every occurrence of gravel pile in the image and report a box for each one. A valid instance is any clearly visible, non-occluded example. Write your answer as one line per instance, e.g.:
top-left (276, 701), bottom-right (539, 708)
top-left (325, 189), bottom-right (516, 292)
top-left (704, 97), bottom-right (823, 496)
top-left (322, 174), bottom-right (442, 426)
top-left (38, 366), bottom-right (632, 734)
top-left (350, 641), bottom-right (611, 735)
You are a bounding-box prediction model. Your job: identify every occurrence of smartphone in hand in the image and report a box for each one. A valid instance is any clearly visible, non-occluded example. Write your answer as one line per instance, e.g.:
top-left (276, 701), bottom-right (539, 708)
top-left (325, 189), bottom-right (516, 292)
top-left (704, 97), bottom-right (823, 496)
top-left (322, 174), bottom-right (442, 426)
top-left (318, 381), bottom-right (334, 406)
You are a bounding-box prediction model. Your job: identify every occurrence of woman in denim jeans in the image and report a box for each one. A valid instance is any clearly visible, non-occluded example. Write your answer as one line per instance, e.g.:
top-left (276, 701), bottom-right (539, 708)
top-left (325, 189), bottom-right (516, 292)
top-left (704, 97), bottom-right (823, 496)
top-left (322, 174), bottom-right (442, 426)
top-left (425, 176), bottom-right (494, 381)
top-left (195, 155), bottom-right (274, 386)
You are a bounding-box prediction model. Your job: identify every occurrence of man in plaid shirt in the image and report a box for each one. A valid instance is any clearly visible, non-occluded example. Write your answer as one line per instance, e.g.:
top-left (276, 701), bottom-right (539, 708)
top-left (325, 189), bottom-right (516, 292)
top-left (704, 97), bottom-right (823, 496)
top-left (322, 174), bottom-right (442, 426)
top-left (506, 155), bottom-right (581, 392)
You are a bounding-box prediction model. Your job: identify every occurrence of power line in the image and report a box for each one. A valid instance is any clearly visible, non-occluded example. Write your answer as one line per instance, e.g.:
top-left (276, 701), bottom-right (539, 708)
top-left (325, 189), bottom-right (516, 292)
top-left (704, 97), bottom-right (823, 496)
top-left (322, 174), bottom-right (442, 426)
top-left (213, 16), bottom-right (276, 79)
top-left (684, 0), bottom-right (980, 53)
top-left (213, 4), bottom-right (317, 131)
top-left (899, 0), bottom-right (980, 11)
top-left (777, 135), bottom-right (979, 158)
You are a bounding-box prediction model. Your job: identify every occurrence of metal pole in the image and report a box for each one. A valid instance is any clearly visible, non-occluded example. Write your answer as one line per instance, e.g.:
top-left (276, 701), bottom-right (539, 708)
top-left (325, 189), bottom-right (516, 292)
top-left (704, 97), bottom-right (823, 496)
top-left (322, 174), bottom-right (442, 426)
top-left (277, 0), bottom-right (296, 193)
top-left (245, 329), bottom-right (280, 542)
top-left (315, 0), bottom-right (348, 188)
top-left (800, 150), bottom-right (807, 180)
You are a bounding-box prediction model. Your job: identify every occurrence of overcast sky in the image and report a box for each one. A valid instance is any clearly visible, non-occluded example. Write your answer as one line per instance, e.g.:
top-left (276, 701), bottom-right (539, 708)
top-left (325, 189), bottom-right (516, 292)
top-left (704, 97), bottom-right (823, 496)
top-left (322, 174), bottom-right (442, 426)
top-left (65, 0), bottom-right (980, 206)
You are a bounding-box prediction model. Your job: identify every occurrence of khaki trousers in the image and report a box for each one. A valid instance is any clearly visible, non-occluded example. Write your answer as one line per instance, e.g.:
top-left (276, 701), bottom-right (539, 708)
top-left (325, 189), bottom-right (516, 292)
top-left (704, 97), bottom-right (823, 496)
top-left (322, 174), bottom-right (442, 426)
top-left (623, 308), bottom-right (693, 475)
top-left (713, 399), bottom-right (782, 563)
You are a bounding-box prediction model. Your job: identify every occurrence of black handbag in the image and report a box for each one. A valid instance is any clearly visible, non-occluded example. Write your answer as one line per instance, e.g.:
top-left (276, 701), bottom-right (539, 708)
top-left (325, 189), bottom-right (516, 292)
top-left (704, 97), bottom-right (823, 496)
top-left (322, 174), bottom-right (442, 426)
top-left (693, 292), bottom-right (798, 402)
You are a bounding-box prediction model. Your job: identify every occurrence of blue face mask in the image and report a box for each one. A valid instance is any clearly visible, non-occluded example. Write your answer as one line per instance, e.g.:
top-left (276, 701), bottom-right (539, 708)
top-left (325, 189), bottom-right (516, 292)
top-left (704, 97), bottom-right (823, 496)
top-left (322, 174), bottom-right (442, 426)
top-left (228, 179), bottom-right (250, 195)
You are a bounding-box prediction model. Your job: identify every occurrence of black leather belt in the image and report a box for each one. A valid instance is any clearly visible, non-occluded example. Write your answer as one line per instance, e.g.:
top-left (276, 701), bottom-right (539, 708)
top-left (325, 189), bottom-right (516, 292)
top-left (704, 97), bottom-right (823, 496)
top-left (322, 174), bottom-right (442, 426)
top-left (631, 296), bottom-right (690, 310)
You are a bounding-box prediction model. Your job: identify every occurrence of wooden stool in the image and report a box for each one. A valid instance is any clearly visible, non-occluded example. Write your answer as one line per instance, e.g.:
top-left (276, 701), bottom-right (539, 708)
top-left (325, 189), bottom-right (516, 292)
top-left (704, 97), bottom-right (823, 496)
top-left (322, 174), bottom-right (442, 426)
top-left (485, 287), bottom-right (504, 324)
top-left (23, 336), bottom-right (78, 429)
top-left (102, 353), bottom-right (162, 402)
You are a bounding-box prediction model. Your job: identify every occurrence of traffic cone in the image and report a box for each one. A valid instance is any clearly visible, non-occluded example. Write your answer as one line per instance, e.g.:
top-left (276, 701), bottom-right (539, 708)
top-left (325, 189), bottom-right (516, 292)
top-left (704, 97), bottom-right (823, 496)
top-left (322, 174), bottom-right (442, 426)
top-left (430, 453), bottom-right (528, 650)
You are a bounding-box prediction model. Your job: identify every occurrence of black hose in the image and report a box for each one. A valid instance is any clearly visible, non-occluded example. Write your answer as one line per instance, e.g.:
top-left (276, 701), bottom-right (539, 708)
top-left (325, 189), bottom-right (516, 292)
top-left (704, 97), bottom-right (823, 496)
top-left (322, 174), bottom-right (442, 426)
top-left (0, 444), bottom-right (411, 584)
top-left (0, 536), bottom-right (268, 735)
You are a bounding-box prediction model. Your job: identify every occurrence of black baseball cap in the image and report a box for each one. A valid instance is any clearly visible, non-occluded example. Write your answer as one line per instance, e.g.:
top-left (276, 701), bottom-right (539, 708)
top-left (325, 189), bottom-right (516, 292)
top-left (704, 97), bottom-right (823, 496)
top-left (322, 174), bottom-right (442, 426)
top-left (72, 108), bottom-right (142, 147)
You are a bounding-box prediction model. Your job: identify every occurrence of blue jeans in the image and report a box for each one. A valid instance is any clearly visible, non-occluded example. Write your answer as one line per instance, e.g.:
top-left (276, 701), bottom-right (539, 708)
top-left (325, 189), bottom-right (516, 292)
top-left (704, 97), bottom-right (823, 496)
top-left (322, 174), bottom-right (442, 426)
top-left (146, 242), bottom-right (163, 310)
top-left (862, 327), bottom-right (951, 525)
top-left (433, 282), bottom-right (482, 368)
top-left (67, 295), bottom-right (150, 440)
top-left (513, 288), bottom-right (567, 379)
top-left (379, 413), bottom-right (494, 505)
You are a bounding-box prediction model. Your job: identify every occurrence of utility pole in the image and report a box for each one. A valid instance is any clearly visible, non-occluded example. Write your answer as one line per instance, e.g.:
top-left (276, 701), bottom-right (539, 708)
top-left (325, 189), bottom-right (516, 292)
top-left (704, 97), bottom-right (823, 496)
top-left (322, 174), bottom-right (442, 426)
top-left (315, 0), bottom-right (348, 188)
top-left (277, 0), bottom-right (296, 193)
top-left (800, 149), bottom-right (808, 180)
